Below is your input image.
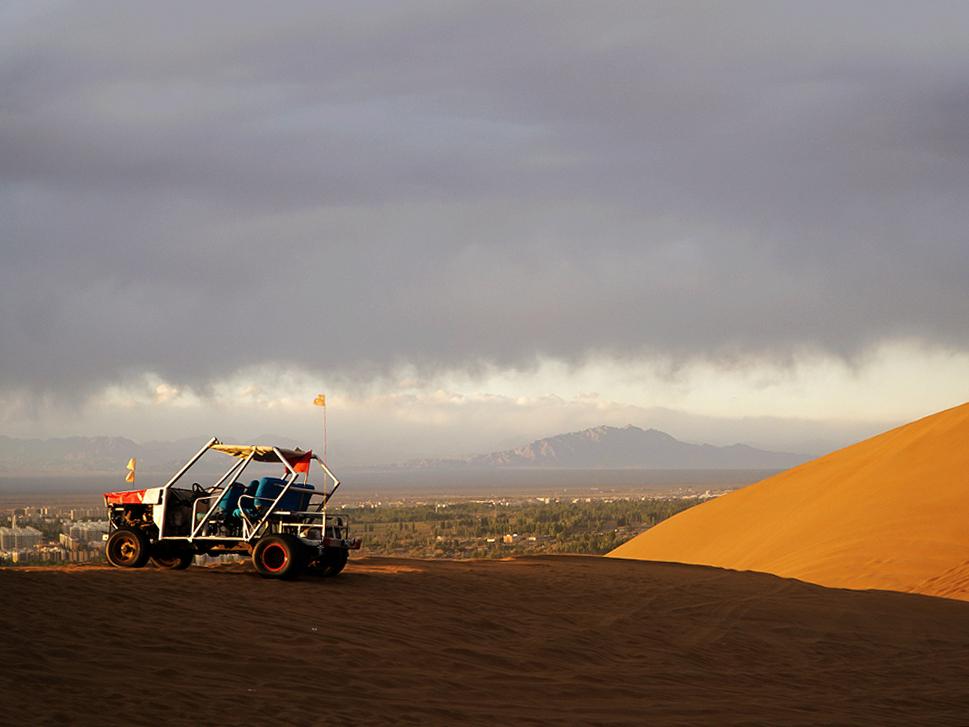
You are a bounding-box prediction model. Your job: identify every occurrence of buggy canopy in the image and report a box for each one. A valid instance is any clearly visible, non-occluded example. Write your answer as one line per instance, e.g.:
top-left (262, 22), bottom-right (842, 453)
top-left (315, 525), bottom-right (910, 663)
top-left (211, 444), bottom-right (315, 467)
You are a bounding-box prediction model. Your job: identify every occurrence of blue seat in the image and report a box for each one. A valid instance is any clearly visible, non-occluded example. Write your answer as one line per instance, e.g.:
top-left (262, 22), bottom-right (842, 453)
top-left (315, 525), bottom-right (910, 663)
top-left (251, 477), bottom-right (315, 513)
top-left (233, 480), bottom-right (261, 519)
top-left (214, 482), bottom-right (245, 517)
top-left (292, 482), bottom-right (315, 511)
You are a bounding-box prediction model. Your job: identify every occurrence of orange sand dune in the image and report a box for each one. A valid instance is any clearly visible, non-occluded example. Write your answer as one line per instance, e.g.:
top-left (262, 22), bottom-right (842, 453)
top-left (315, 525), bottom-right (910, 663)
top-left (4, 557), bottom-right (969, 725)
top-left (609, 401), bottom-right (969, 600)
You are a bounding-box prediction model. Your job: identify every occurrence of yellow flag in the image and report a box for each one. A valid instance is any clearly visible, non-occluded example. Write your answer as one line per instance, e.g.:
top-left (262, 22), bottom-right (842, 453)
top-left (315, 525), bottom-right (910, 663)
top-left (125, 470), bottom-right (136, 483)
top-left (313, 394), bottom-right (326, 407)
top-left (126, 458), bottom-right (137, 471)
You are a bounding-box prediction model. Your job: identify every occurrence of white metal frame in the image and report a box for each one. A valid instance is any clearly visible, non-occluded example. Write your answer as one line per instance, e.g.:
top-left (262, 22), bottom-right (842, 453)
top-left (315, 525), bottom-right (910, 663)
top-left (150, 437), bottom-right (348, 546)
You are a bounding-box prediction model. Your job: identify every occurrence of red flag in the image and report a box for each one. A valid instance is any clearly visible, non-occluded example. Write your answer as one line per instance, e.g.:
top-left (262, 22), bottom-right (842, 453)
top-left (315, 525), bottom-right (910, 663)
top-left (293, 451), bottom-right (313, 474)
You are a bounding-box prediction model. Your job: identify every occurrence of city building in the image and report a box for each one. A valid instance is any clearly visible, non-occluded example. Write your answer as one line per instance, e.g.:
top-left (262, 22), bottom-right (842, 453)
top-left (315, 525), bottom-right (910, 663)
top-left (68, 521), bottom-right (109, 545)
top-left (0, 526), bottom-right (43, 550)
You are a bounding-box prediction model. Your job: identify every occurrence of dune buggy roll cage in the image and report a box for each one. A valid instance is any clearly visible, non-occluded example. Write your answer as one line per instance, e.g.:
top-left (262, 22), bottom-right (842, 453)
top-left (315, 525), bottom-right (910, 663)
top-left (157, 437), bottom-right (343, 544)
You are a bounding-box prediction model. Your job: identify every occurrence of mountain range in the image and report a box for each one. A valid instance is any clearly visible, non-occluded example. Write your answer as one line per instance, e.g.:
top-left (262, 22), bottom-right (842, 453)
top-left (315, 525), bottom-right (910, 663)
top-left (0, 425), bottom-right (809, 476)
top-left (405, 425), bottom-right (810, 470)
top-left (0, 435), bottom-right (203, 475)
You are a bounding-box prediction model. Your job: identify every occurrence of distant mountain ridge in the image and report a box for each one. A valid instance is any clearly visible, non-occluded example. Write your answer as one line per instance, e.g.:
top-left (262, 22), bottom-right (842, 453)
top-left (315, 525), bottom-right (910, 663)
top-left (0, 435), bottom-right (229, 475)
top-left (0, 435), bottom-right (139, 473)
top-left (0, 432), bottom-right (324, 477)
top-left (407, 425), bottom-right (810, 470)
top-left (0, 426), bottom-right (810, 475)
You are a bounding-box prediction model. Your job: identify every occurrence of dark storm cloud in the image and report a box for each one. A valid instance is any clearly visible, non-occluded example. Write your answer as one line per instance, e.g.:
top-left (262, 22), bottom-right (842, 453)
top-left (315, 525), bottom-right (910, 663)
top-left (2, 1), bottom-right (968, 396)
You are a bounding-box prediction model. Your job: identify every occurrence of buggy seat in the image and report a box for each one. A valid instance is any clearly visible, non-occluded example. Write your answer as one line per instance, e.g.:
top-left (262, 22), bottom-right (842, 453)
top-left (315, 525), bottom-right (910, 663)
top-left (234, 477), bottom-right (315, 519)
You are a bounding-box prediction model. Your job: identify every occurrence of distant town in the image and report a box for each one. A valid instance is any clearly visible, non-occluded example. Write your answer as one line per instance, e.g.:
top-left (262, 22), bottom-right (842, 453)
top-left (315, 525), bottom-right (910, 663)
top-left (0, 503), bottom-right (107, 565)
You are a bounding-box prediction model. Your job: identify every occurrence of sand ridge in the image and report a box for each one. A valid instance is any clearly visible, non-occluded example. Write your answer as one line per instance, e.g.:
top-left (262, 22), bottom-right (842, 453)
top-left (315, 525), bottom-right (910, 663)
top-left (609, 401), bottom-right (969, 600)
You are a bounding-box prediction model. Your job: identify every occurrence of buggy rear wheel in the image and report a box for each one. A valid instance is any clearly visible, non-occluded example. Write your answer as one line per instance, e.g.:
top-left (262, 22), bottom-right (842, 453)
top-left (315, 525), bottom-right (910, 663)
top-left (150, 543), bottom-right (194, 570)
top-left (105, 528), bottom-right (150, 568)
top-left (252, 534), bottom-right (305, 579)
top-left (328, 549), bottom-right (348, 576)
top-left (308, 547), bottom-right (348, 577)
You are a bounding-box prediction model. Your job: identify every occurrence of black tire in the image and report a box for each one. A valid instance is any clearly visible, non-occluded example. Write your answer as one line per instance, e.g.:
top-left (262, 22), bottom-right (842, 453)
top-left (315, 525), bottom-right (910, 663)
top-left (105, 528), bottom-right (151, 568)
top-left (150, 543), bottom-right (195, 570)
top-left (308, 547), bottom-right (348, 577)
top-left (252, 534), bottom-right (305, 579)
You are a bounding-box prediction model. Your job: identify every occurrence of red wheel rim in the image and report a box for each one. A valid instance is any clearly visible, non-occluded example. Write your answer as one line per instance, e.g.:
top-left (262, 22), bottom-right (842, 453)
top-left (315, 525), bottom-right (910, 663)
top-left (262, 543), bottom-right (288, 572)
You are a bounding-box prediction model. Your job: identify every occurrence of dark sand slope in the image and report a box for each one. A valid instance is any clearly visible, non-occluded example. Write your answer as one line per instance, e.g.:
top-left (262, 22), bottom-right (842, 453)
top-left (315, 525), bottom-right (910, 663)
top-left (4, 557), bottom-right (969, 725)
top-left (609, 402), bottom-right (969, 600)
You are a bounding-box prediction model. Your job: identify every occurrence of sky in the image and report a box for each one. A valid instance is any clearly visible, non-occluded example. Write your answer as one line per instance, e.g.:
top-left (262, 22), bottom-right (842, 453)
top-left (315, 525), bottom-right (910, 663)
top-left (2, 1), bottom-right (968, 465)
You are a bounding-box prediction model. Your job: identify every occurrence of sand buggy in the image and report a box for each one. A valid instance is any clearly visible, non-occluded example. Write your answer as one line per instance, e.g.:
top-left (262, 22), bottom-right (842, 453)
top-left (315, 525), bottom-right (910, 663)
top-left (103, 437), bottom-right (361, 579)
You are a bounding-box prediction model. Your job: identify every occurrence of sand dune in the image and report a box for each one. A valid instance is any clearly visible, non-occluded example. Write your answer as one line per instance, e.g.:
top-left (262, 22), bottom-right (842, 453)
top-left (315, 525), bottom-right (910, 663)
top-left (609, 401), bottom-right (969, 600)
top-left (4, 557), bottom-right (969, 725)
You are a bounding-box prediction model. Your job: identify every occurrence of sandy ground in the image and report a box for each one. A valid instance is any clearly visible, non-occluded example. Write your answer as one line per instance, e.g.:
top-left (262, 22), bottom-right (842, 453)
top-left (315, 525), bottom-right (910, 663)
top-left (610, 402), bottom-right (969, 600)
top-left (3, 556), bottom-right (969, 726)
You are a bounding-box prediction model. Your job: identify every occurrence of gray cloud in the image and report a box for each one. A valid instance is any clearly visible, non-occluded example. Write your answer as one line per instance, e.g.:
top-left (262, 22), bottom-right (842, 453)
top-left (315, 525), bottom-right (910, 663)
top-left (2, 1), bottom-right (968, 397)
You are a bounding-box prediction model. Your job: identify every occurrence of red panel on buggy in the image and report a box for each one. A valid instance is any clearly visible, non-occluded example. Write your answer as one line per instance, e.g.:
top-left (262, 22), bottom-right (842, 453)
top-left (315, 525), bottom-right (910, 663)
top-left (103, 489), bottom-right (147, 505)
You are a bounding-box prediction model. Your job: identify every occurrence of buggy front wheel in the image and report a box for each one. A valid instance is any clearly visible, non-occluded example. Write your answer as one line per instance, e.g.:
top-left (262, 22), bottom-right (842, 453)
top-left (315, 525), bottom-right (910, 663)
top-left (252, 534), bottom-right (305, 579)
top-left (105, 528), bottom-right (150, 568)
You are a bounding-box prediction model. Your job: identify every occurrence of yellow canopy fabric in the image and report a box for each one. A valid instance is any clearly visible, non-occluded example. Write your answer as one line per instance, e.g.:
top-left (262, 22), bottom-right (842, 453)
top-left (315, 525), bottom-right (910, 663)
top-left (211, 444), bottom-right (314, 464)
